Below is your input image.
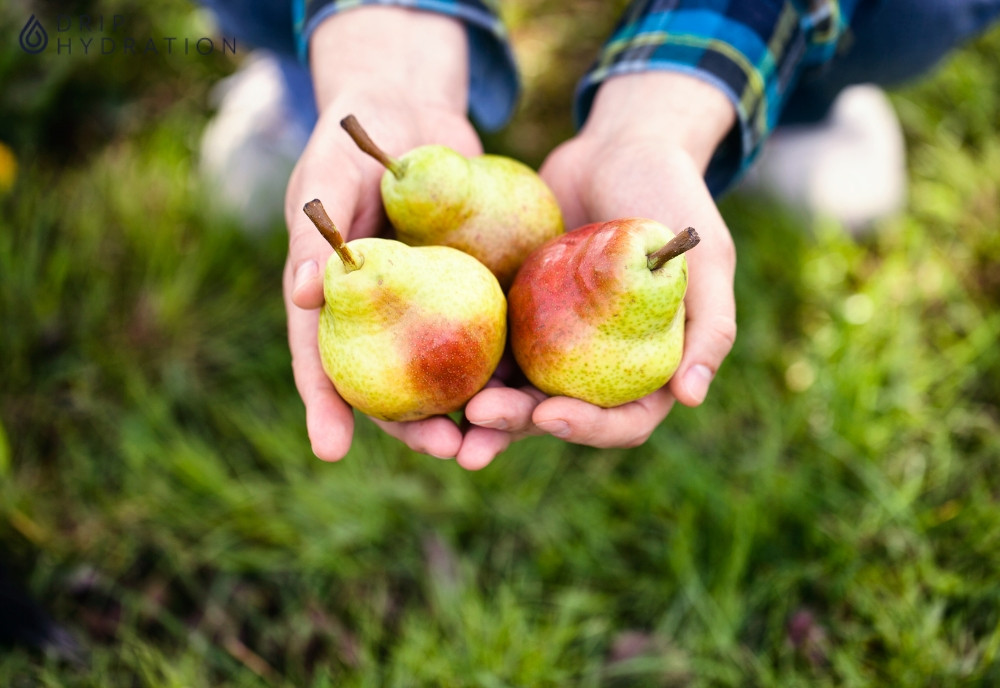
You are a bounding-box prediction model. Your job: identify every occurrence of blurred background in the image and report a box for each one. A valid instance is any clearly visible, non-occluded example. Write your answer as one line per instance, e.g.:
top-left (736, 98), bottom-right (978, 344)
top-left (1, 0), bottom-right (999, 685)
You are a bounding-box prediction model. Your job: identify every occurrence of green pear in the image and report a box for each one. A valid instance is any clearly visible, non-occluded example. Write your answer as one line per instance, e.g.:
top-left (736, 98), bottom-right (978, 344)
top-left (508, 218), bottom-right (700, 408)
top-left (340, 115), bottom-right (564, 290)
top-left (303, 199), bottom-right (507, 422)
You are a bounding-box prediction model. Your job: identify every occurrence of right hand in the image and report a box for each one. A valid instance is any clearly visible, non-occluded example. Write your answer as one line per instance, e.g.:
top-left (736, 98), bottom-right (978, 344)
top-left (283, 8), bottom-right (485, 461)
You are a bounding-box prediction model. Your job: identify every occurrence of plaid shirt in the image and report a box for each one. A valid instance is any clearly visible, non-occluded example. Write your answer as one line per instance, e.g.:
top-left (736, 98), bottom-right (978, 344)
top-left (294, 0), bottom-right (517, 131)
top-left (295, 0), bottom-right (867, 194)
top-left (579, 0), bottom-right (868, 193)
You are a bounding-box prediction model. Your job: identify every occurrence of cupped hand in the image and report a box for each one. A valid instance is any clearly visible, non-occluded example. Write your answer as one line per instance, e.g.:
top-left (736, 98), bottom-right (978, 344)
top-left (464, 72), bottom-right (739, 458)
top-left (284, 100), bottom-right (485, 462)
top-left (284, 7), bottom-right (493, 463)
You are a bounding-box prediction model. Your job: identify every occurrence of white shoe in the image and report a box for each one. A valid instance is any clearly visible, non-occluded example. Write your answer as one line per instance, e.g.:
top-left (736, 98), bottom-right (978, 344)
top-left (739, 84), bottom-right (906, 234)
top-left (199, 52), bottom-right (311, 234)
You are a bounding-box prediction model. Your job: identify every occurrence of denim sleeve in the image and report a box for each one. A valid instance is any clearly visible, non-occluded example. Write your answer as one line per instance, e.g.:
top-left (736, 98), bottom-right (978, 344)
top-left (576, 0), bottom-right (866, 196)
top-left (293, 0), bottom-right (519, 131)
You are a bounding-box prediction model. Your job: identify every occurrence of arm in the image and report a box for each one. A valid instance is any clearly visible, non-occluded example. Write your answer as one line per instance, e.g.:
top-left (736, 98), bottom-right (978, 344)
top-left (465, 0), bottom-right (862, 459)
top-left (283, 7), bottom-right (484, 461)
top-left (464, 71), bottom-right (738, 451)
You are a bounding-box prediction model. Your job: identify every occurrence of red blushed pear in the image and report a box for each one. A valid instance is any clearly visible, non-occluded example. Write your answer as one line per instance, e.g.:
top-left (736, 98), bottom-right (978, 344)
top-left (340, 114), bottom-right (564, 291)
top-left (302, 199), bottom-right (507, 422)
top-left (508, 218), bottom-right (700, 408)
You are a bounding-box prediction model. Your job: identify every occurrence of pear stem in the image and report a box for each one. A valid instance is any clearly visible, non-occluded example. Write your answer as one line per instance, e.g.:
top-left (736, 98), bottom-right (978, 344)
top-left (647, 227), bottom-right (700, 271)
top-left (340, 114), bottom-right (404, 180)
top-left (302, 199), bottom-right (363, 272)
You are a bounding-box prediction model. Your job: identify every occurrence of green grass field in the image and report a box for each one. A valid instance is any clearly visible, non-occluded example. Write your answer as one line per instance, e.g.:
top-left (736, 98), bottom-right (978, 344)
top-left (2, 2), bottom-right (999, 685)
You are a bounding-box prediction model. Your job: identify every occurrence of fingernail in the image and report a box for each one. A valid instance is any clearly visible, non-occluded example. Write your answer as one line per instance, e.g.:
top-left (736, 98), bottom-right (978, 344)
top-left (293, 259), bottom-right (319, 293)
top-left (473, 418), bottom-right (508, 430)
top-left (684, 364), bottom-right (714, 404)
top-left (537, 420), bottom-right (570, 438)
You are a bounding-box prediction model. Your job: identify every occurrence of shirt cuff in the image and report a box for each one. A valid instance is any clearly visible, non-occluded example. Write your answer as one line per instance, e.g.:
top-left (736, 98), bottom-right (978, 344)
top-left (294, 0), bottom-right (520, 131)
top-left (575, 1), bottom-right (859, 196)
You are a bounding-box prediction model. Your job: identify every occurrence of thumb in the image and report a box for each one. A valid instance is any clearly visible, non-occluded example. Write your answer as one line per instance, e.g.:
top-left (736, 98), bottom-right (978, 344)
top-left (669, 226), bottom-right (737, 406)
top-left (284, 153), bottom-right (361, 311)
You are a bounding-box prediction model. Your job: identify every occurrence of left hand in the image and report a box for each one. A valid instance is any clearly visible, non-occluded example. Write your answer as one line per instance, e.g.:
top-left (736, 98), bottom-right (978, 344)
top-left (462, 72), bottom-right (739, 466)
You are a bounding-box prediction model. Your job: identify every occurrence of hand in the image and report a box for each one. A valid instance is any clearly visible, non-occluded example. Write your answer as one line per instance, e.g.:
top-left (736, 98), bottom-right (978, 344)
top-left (283, 8), bottom-right (486, 462)
top-left (465, 72), bottom-right (738, 457)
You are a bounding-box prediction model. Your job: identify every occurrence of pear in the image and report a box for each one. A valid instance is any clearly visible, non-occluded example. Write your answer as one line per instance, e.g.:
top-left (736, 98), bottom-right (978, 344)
top-left (508, 218), bottom-right (700, 408)
top-left (303, 199), bottom-right (506, 422)
top-left (340, 115), bottom-right (564, 290)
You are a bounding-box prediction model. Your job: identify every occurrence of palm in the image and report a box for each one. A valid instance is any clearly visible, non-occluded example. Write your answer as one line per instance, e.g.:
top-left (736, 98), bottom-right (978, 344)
top-left (463, 131), bottom-right (738, 458)
top-left (288, 103), bottom-right (482, 244)
top-left (539, 135), bottom-right (709, 230)
top-left (283, 102), bottom-right (484, 464)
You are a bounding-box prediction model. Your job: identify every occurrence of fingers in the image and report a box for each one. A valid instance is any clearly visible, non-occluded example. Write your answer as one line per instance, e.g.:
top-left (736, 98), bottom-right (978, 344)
top-left (284, 296), bottom-right (355, 461)
top-left (669, 218), bottom-right (737, 407)
top-left (455, 426), bottom-right (513, 471)
top-left (466, 385), bottom-right (677, 457)
top-left (464, 385), bottom-right (548, 434)
top-left (371, 416), bottom-right (464, 459)
top-left (457, 385), bottom-right (547, 470)
top-left (289, 257), bottom-right (324, 311)
top-left (284, 132), bottom-right (369, 310)
top-left (282, 131), bottom-right (371, 460)
top-left (531, 388), bottom-right (675, 448)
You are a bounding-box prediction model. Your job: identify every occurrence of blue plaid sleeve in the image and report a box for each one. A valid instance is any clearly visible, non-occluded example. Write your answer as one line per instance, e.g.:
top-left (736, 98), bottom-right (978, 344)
top-left (293, 0), bottom-right (519, 131)
top-left (576, 0), bottom-right (865, 196)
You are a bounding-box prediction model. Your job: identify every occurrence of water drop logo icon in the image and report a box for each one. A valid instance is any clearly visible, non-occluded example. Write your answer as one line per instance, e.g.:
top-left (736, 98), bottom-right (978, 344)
top-left (19, 15), bottom-right (48, 54)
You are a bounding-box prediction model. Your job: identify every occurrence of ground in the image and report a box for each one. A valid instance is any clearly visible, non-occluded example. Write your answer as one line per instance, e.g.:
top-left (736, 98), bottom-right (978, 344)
top-left (1, 1), bottom-right (999, 686)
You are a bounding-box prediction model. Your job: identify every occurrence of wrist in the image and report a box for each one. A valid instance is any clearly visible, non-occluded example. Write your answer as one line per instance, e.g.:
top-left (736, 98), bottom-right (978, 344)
top-left (580, 71), bottom-right (736, 172)
top-left (309, 6), bottom-right (469, 116)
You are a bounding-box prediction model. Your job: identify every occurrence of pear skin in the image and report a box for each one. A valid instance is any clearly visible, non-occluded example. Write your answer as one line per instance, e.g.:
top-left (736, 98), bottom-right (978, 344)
top-left (304, 200), bottom-right (506, 422)
top-left (341, 115), bottom-right (564, 290)
top-left (508, 218), bottom-right (699, 408)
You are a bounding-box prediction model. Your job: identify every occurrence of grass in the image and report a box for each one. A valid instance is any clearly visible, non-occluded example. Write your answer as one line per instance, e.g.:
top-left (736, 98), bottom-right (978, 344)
top-left (2, 2), bottom-right (1000, 686)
